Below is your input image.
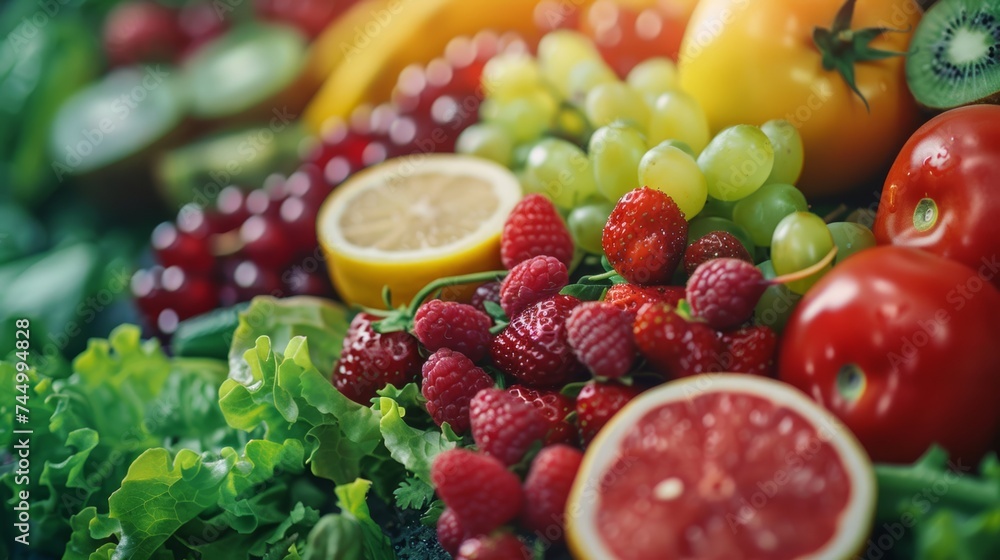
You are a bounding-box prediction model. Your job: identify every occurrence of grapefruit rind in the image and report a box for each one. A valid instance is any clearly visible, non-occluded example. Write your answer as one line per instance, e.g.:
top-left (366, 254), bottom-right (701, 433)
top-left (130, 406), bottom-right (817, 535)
top-left (565, 374), bottom-right (876, 560)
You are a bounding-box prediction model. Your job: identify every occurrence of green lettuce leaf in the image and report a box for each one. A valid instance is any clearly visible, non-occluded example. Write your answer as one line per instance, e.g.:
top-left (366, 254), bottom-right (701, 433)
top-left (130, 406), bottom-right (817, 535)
top-left (302, 479), bottom-right (393, 560)
top-left (228, 296), bottom-right (351, 386)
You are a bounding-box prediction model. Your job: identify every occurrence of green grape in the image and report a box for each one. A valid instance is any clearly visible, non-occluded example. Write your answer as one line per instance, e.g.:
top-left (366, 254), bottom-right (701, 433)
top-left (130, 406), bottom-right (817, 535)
top-left (760, 119), bottom-right (805, 186)
top-left (770, 212), bottom-right (834, 295)
top-left (627, 57), bottom-right (678, 99)
top-left (568, 200), bottom-right (615, 254)
top-left (686, 216), bottom-right (755, 256)
top-left (647, 91), bottom-right (710, 154)
top-left (638, 142), bottom-right (708, 218)
top-left (827, 222), bottom-right (876, 264)
top-left (589, 122), bottom-right (646, 202)
top-left (732, 183), bottom-right (809, 247)
top-left (522, 137), bottom-right (598, 209)
top-left (511, 143), bottom-right (533, 170)
top-left (846, 208), bottom-right (877, 229)
top-left (584, 82), bottom-right (649, 131)
top-left (537, 30), bottom-right (603, 100)
top-left (697, 125), bottom-right (774, 202)
top-left (551, 104), bottom-right (592, 146)
top-left (657, 139), bottom-right (695, 157)
top-left (481, 88), bottom-right (558, 143)
top-left (482, 52), bottom-right (543, 101)
top-left (455, 123), bottom-right (514, 167)
top-left (567, 59), bottom-right (618, 105)
top-left (698, 196), bottom-right (738, 220)
top-left (754, 260), bottom-right (801, 333)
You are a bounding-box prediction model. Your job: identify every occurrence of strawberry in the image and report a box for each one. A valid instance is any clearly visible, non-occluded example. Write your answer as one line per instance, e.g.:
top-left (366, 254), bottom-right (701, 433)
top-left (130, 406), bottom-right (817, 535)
top-left (437, 508), bottom-right (471, 556)
top-left (576, 380), bottom-right (642, 446)
top-left (683, 231), bottom-right (754, 277)
top-left (633, 302), bottom-right (723, 379)
top-left (686, 258), bottom-right (767, 330)
top-left (507, 385), bottom-right (576, 446)
top-left (470, 388), bottom-right (548, 466)
top-left (565, 301), bottom-right (636, 378)
top-left (431, 449), bottom-right (523, 535)
top-left (501, 194), bottom-right (574, 270)
top-left (414, 299), bottom-right (493, 362)
top-left (719, 325), bottom-right (778, 376)
top-left (603, 283), bottom-right (686, 316)
top-left (499, 255), bottom-right (569, 318)
top-left (457, 532), bottom-right (532, 560)
top-left (602, 187), bottom-right (688, 285)
top-left (521, 444), bottom-right (584, 539)
top-left (490, 295), bottom-right (585, 387)
top-left (333, 313), bottom-right (422, 404)
top-left (421, 348), bottom-right (495, 434)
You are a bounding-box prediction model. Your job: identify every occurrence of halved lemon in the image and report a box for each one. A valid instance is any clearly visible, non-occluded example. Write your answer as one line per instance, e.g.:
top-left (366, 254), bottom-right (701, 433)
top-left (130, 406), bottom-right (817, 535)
top-left (566, 374), bottom-right (876, 560)
top-left (317, 154), bottom-right (522, 309)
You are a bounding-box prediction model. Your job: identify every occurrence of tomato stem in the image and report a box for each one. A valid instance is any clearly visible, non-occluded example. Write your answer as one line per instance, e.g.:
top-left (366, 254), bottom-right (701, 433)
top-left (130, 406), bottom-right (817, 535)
top-left (875, 446), bottom-right (1000, 519)
top-left (812, 0), bottom-right (908, 112)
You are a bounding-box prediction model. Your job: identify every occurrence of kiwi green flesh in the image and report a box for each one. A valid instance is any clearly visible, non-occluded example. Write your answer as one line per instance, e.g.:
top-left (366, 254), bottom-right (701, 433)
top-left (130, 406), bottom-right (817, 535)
top-left (49, 67), bottom-right (185, 175)
top-left (906, 0), bottom-right (1000, 109)
top-left (183, 23), bottom-right (307, 119)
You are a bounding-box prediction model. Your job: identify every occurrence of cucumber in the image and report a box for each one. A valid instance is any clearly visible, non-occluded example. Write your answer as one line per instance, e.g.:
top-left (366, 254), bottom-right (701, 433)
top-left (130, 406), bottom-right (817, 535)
top-left (182, 22), bottom-right (309, 121)
top-left (172, 301), bottom-right (251, 359)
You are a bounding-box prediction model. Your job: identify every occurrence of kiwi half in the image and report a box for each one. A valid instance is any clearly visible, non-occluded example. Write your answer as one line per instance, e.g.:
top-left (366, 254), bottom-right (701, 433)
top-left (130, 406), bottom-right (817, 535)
top-left (906, 0), bottom-right (1000, 109)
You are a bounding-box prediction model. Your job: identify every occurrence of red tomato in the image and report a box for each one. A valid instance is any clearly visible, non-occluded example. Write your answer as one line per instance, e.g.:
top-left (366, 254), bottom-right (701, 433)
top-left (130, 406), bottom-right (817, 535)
top-left (778, 246), bottom-right (1000, 464)
top-left (874, 105), bottom-right (1000, 288)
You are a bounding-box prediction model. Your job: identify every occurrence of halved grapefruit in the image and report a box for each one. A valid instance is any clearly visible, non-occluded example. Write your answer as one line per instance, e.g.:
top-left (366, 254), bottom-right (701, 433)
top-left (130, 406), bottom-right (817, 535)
top-left (566, 374), bottom-right (875, 559)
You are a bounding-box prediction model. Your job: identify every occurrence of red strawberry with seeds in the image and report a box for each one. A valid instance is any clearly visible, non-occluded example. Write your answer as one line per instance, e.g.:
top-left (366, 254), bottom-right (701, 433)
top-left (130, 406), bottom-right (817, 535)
top-left (602, 187), bottom-right (688, 285)
top-left (501, 194), bottom-right (574, 269)
top-left (633, 302), bottom-right (723, 378)
top-left (437, 508), bottom-right (471, 556)
top-left (414, 299), bottom-right (493, 362)
top-left (521, 444), bottom-right (584, 539)
top-left (719, 325), bottom-right (777, 376)
top-left (576, 380), bottom-right (642, 446)
top-left (490, 295), bottom-right (585, 387)
top-left (683, 230), bottom-right (754, 277)
top-left (604, 283), bottom-right (686, 316)
top-left (457, 532), bottom-right (532, 560)
top-left (499, 255), bottom-right (569, 318)
top-left (431, 449), bottom-right (523, 535)
top-left (470, 388), bottom-right (548, 466)
top-left (507, 385), bottom-right (576, 446)
top-left (686, 258), bottom-right (767, 330)
top-left (566, 301), bottom-right (636, 378)
top-left (421, 348), bottom-right (495, 434)
top-left (333, 313), bottom-right (422, 404)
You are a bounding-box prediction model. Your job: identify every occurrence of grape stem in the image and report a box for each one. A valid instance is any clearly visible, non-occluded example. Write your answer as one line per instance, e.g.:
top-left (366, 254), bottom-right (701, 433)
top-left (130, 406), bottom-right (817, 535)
top-left (769, 246), bottom-right (838, 286)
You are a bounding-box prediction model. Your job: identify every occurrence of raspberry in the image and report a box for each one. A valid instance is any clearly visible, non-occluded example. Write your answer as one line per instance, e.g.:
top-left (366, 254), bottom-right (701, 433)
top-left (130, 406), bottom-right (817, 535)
top-left (521, 444), bottom-right (584, 538)
top-left (421, 348), bottom-right (495, 434)
top-left (501, 194), bottom-right (574, 270)
top-left (470, 388), bottom-right (548, 466)
top-left (490, 295), bottom-right (585, 387)
top-left (604, 283), bottom-right (686, 315)
top-left (437, 508), bottom-right (470, 556)
top-left (499, 255), bottom-right (569, 318)
top-left (565, 301), bottom-right (636, 378)
top-left (633, 302), bottom-right (723, 378)
top-left (414, 299), bottom-right (493, 362)
top-left (431, 449), bottom-right (523, 535)
top-left (686, 258), bottom-right (767, 330)
top-left (333, 313), bottom-right (422, 404)
top-left (602, 187), bottom-right (688, 285)
top-left (506, 385), bottom-right (576, 446)
top-left (470, 281), bottom-right (502, 314)
top-left (683, 231), bottom-right (754, 276)
top-left (576, 380), bottom-right (642, 446)
top-left (457, 532), bottom-right (531, 560)
top-left (719, 325), bottom-right (778, 376)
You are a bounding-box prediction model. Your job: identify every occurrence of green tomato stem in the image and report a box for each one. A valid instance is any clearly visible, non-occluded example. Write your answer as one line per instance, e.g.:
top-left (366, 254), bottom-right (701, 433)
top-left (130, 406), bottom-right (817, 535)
top-left (875, 447), bottom-right (1000, 520)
